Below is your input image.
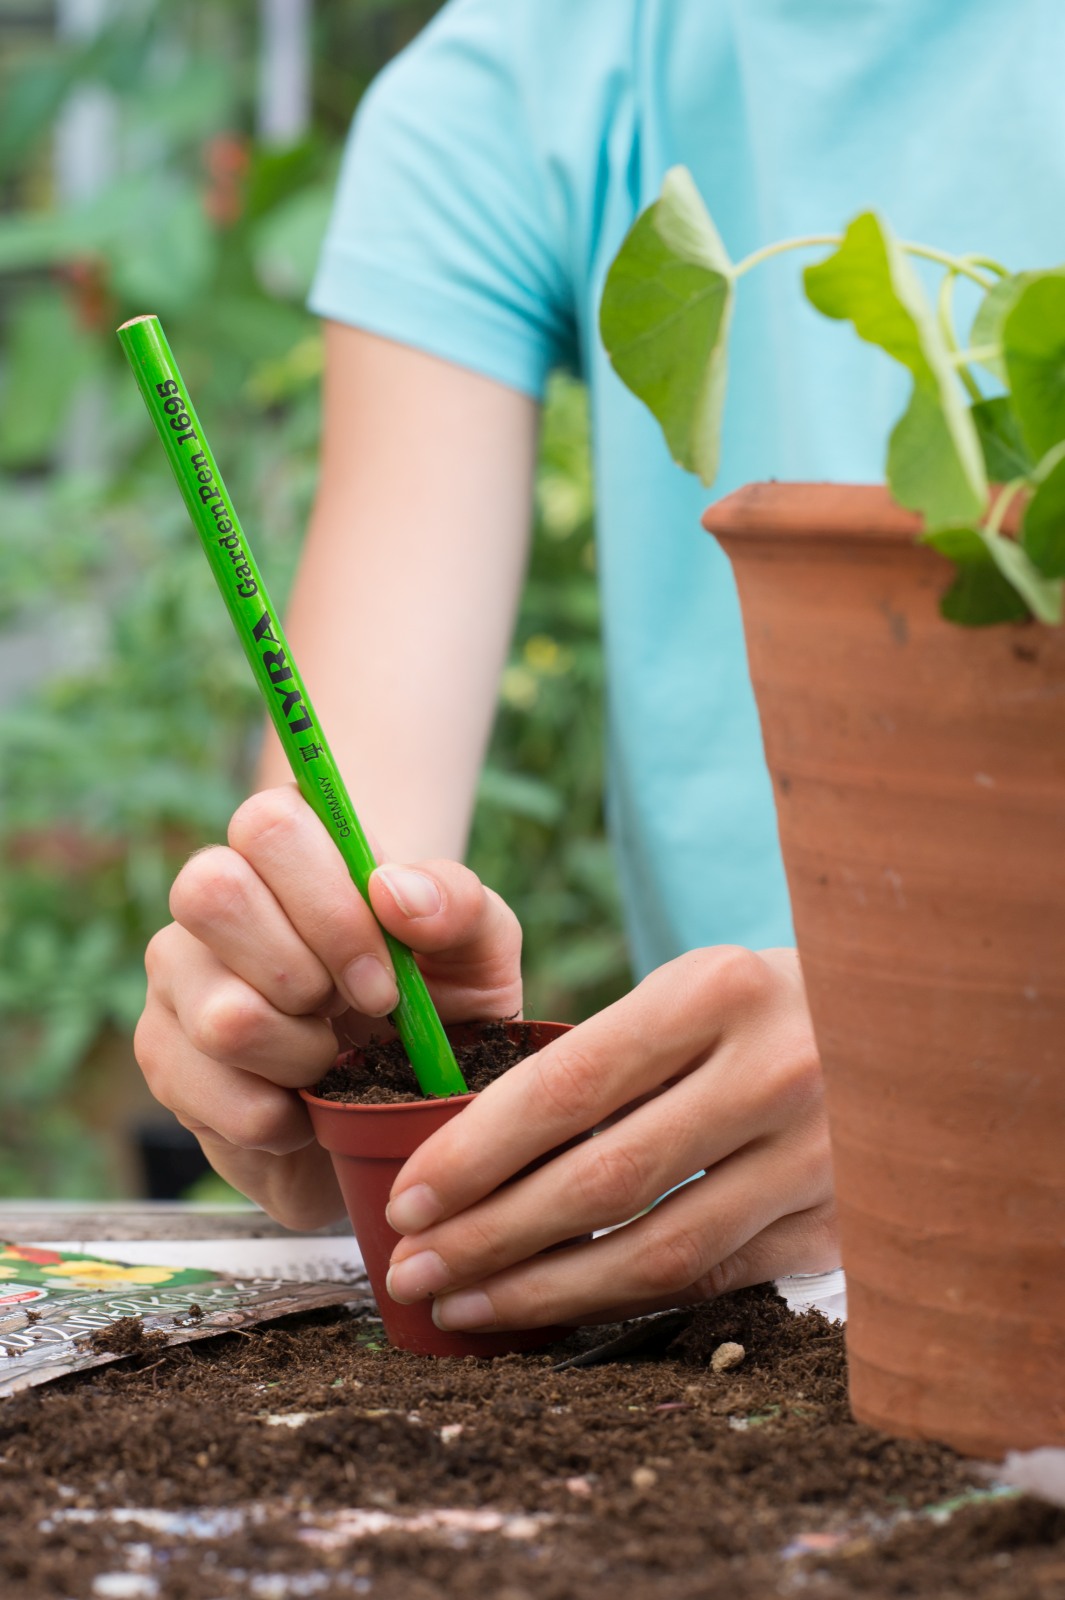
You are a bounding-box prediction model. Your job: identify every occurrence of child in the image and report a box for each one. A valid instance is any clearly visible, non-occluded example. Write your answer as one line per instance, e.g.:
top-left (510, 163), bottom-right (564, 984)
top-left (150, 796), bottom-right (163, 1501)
top-left (139, 0), bottom-right (1053, 1332)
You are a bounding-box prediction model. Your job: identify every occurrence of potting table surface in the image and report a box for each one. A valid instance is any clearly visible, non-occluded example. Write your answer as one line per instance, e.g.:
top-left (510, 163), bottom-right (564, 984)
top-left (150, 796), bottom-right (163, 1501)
top-left (0, 1204), bottom-right (1061, 1600)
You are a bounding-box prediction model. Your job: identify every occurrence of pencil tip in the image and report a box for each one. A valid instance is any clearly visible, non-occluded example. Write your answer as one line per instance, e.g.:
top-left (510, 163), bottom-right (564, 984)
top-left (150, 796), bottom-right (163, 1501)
top-left (116, 313), bottom-right (158, 331)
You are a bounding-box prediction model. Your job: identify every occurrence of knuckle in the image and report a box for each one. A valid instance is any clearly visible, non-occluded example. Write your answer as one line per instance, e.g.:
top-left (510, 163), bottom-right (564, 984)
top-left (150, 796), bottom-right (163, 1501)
top-left (452, 1212), bottom-right (511, 1278)
top-left (577, 1141), bottom-right (647, 1224)
top-left (133, 1009), bottom-right (167, 1094)
top-left (637, 1222), bottom-right (710, 1298)
top-left (222, 1100), bottom-right (297, 1154)
top-left (807, 1198), bottom-right (841, 1260)
top-left (170, 846), bottom-right (246, 929)
top-left (701, 945), bottom-right (773, 1011)
top-left (228, 785), bottom-right (303, 858)
top-left (765, 1024), bottom-right (824, 1121)
top-left (189, 986), bottom-right (267, 1061)
top-left (700, 1254), bottom-right (744, 1300)
top-left (534, 1041), bottom-right (605, 1130)
top-left (143, 925), bottom-right (174, 987)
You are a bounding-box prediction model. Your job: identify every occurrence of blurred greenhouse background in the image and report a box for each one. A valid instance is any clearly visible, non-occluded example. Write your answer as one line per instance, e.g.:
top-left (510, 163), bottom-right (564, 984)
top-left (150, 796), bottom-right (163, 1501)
top-left (0, 0), bottom-right (629, 1201)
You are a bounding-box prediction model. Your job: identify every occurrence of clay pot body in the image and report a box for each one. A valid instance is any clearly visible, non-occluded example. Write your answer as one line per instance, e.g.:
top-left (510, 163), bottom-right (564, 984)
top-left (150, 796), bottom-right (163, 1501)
top-left (705, 483), bottom-right (1065, 1460)
top-left (301, 1020), bottom-right (571, 1358)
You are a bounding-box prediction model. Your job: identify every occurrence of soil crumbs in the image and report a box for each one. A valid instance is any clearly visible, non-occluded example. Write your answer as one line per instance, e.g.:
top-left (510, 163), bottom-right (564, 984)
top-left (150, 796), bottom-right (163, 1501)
top-left (0, 1285), bottom-right (1061, 1600)
top-left (313, 1021), bottom-right (532, 1104)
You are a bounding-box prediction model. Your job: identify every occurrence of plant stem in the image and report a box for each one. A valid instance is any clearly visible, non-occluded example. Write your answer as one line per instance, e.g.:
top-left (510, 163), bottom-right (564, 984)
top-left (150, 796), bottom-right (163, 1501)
top-left (985, 477), bottom-right (1027, 538)
top-left (952, 344), bottom-right (1001, 370)
top-left (732, 235), bottom-right (997, 289)
top-left (938, 271), bottom-right (983, 403)
top-left (731, 235), bottom-right (840, 278)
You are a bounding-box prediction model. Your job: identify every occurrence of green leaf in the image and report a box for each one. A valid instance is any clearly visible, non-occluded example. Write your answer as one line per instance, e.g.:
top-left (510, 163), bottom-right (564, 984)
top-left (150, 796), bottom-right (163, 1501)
top-left (105, 178), bottom-right (215, 313)
top-left (1003, 271), bottom-right (1065, 459)
top-left (600, 165), bottom-right (733, 485)
top-left (804, 212), bottom-right (986, 526)
top-left (924, 523), bottom-right (1061, 625)
top-left (969, 273), bottom-right (1035, 383)
top-left (477, 767), bottom-right (564, 826)
top-left (982, 532), bottom-right (1062, 623)
top-left (251, 184), bottom-right (335, 301)
top-left (924, 528), bottom-right (1032, 626)
top-left (889, 387), bottom-right (987, 529)
top-left (0, 287), bottom-right (96, 470)
top-left (1022, 454), bottom-right (1065, 577)
top-left (0, 54), bottom-right (77, 175)
top-left (970, 396), bottom-right (1033, 482)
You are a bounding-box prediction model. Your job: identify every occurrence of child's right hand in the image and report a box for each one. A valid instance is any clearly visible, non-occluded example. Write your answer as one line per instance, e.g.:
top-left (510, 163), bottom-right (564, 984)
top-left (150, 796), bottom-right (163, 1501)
top-left (134, 783), bottom-right (523, 1228)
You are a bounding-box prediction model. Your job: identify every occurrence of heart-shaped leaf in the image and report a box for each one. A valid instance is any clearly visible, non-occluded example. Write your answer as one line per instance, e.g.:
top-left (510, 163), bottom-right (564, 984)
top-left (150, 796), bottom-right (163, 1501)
top-left (924, 527), bottom-right (1032, 626)
top-left (923, 525), bottom-right (1057, 625)
top-left (804, 213), bottom-right (987, 527)
top-left (969, 273), bottom-right (1035, 383)
top-left (1022, 453), bottom-right (1065, 577)
top-left (1002, 270), bottom-right (1065, 459)
top-left (600, 166), bottom-right (733, 486)
top-left (970, 396), bottom-right (1033, 482)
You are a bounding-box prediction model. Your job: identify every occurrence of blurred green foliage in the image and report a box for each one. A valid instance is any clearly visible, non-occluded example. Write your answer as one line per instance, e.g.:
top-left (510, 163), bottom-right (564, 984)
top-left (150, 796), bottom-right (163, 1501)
top-left (0, 0), bottom-right (628, 1198)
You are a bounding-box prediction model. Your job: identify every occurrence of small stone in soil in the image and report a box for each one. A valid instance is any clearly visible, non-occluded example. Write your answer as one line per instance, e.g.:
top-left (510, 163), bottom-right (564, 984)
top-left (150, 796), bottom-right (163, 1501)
top-left (711, 1340), bottom-right (746, 1373)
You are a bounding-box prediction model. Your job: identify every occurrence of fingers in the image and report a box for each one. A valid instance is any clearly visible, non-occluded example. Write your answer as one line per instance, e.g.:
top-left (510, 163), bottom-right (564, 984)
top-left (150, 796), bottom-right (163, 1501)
top-left (427, 1168), bottom-right (839, 1334)
top-left (385, 947), bottom-right (785, 1234)
top-left (227, 785), bottom-right (400, 1016)
top-left (381, 943), bottom-right (833, 1330)
top-left (369, 860), bottom-right (522, 1021)
top-left (223, 786), bottom-right (522, 1022)
top-left (134, 984), bottom-right (344, 1231)
top-left (386, 1036), bottom-right (825, 1303)
top-left (169, 844), bottom-right (344, 1020)
top-left (146, 922), bottom-right (340, 1088)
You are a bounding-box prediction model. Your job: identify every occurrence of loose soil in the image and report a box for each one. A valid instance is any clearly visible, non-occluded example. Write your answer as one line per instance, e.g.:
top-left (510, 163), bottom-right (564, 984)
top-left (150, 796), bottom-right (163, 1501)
top-left (313, 1020), bottom-right (533, 1104)
top-left (1, 1285), bottom-right (1061, 1598)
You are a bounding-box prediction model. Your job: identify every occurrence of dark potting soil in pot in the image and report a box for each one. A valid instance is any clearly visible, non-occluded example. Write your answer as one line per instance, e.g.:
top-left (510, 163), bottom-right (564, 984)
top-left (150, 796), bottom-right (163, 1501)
top-left (1, 1285), bottom-right (1062, 1599)
top-left (313, 1019), bottom-right (532, 1104)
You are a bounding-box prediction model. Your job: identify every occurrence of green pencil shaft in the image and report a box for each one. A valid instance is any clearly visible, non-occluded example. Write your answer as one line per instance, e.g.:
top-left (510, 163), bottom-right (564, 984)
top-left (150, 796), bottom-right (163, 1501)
top-left (118, 314), bottom-right (467, 1099)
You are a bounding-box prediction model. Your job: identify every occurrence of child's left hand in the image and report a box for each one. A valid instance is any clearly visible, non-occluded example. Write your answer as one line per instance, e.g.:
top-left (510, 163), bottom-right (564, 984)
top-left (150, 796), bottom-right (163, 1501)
top-left (384, 946), bottom-right (839, 1329)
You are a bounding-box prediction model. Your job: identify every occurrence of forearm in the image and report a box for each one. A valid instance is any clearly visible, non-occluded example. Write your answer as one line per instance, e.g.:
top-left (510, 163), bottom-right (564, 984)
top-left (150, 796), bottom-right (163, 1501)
top-left (256, 324), bottom-right (538, 861)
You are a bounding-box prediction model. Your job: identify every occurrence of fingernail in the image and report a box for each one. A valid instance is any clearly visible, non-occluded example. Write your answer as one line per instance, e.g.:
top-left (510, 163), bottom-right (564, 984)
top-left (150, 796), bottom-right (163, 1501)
top-left (342, 954), bottom-right (399, 1017)
top-left (386, 1183), bottom-right (444, 1233)
top-left (432, 1290), bottom-right (496, 1331)
top-left (374, 867), bottom-right (442, 920)
top-left (385, 1250), bottom-right (451, 1304)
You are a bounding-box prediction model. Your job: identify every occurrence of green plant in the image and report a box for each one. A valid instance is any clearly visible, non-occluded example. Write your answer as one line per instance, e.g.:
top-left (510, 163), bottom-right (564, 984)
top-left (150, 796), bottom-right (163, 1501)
top-left (600, 166), bottom-right (1065, 627)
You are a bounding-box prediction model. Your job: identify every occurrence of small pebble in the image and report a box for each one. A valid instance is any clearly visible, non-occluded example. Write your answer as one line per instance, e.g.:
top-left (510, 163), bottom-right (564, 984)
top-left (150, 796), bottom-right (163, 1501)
top-left (631, 1465), bottom-right (658, 1491)
top-left (92, 1576), bottom-right (158, 1600)
top-left (711, 1340), bottom-right (746, 1373)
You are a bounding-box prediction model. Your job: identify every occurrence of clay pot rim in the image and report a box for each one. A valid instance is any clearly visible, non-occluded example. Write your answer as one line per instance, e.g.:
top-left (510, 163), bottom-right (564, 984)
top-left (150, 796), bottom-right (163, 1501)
top-left (298, 1086), bottom-right (477, 1115)
top-left (702, 482), bottom-right (1023, 544)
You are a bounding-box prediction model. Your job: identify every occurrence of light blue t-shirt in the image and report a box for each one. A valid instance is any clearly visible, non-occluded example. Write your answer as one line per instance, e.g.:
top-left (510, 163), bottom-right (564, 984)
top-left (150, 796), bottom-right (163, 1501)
top-left (310, 0), bottom-right (1065, 978)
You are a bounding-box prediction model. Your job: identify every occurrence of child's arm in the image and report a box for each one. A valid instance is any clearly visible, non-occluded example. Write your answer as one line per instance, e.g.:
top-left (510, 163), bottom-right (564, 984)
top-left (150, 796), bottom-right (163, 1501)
top-left (257, 320), bottom-right (540, 860)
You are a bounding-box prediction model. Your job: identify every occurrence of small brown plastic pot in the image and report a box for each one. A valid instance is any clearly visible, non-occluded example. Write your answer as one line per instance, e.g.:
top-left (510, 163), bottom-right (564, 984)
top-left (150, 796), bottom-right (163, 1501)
top-left (301, 1019), bottom-right (572, 1358)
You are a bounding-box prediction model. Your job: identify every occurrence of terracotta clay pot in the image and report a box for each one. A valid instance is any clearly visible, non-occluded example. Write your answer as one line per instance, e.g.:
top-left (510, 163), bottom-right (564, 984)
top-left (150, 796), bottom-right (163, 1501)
top-left (705, 483), bottom-right (1065, 1460)
top-left (301, 1020), bottom-right (572, 1358)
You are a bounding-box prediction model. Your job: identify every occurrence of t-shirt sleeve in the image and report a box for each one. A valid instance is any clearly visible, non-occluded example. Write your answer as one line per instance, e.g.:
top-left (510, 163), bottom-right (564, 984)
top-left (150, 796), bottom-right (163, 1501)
top-left (308, 0), bottom-right (579, 398)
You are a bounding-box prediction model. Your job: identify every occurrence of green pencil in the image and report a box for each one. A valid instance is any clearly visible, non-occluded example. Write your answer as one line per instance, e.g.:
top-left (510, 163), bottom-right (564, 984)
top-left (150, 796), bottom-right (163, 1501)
top-left (118, 313), bottom-right (467, 1099)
